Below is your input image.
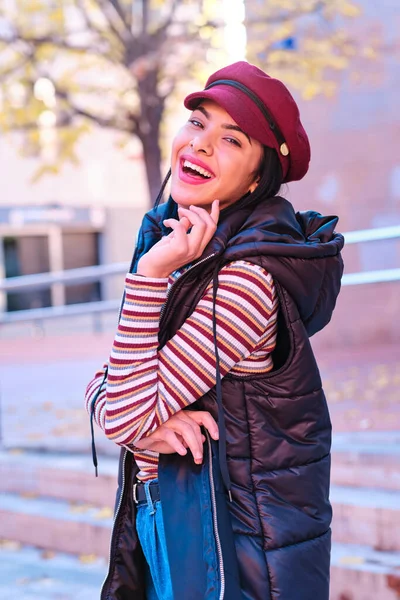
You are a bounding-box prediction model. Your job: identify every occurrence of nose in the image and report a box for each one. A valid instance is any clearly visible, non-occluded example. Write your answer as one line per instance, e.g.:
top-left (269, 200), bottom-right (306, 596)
top-left (189, 134), bottom-right (213, 155)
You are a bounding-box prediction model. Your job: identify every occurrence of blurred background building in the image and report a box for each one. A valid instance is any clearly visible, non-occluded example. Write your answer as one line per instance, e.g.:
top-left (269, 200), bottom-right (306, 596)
top-left (0, 1), bottom-right (399, 599)
top-left (0, 0), bottom-right (399, 349)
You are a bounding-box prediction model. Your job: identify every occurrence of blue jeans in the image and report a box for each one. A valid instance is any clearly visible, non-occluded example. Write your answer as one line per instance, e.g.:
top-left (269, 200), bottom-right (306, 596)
top-left (136, 480), bottom-right (174, 600)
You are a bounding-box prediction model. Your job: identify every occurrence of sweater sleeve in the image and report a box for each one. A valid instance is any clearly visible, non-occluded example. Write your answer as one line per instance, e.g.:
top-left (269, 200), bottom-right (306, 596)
top-left (86, 261), bottom-right (278, 446)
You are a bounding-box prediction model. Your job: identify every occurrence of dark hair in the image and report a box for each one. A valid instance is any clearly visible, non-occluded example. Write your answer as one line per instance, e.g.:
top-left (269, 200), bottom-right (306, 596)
top-left (248, 145), bottom-right (283, 204)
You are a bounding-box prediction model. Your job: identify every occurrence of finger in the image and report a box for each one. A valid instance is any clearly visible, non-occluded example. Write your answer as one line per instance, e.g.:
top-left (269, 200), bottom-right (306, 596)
top-left (186, 411), bottom-right (219, 440)
top-left (210, 199), bottom-right (220, 225)
top-left (159, 428), bottom-right (188, 456)
top-left (165, 417), bottom-right (203, 463)
top-left (144, 426), bottom-right (188, 455)
top-left (163, 218), bottom-right (190, 234)
top-left (187, 205), bottom-right (218, 253)
top-left (162, 219), bottom-right (190, 248)
top-left (177, 206), bottom-right (207, 229)
top-left (178, 215), bottom-right (191, 230)
top-left (177, 208), bottom-right (210, 256)
top-left (178, 412), bottom-right (206, 453)
top-left (189, 203), bottom-right (218, 228)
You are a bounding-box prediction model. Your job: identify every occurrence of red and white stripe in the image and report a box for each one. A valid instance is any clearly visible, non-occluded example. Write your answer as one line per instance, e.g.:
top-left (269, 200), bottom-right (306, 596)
top-left (85, 260), bottom-right (278, 481)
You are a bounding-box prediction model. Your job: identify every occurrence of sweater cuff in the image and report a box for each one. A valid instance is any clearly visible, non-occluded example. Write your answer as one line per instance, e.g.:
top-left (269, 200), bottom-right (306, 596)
top-left (125, 272), bottom-right (169, 291)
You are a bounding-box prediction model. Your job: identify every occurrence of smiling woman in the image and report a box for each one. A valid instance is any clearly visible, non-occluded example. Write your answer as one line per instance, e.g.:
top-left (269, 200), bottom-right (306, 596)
top-left (85, 61), bottom-right (345, 600)
top-left (170, 101), bottom-right (264, 209)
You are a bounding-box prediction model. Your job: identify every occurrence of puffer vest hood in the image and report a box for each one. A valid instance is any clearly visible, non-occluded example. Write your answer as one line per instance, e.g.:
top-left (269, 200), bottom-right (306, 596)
top-left (100, 195), bottom-right (344, 600)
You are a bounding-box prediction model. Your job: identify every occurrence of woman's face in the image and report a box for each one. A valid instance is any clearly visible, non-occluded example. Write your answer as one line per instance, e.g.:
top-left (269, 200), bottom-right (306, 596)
top-left (170, 100), bottom-right (263, 210)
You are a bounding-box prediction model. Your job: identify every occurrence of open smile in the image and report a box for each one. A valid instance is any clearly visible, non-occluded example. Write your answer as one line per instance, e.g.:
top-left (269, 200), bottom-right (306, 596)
top-left (179, 155), bottom-right (216, 185)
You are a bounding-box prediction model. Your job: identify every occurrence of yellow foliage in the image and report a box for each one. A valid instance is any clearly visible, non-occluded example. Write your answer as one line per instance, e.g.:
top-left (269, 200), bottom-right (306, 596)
top-left (339, 1), bottom-right (361, 18)
top-left (268, 23), bottom-right (295, 46)
top-left (30, 164), bottom-right (60, 184)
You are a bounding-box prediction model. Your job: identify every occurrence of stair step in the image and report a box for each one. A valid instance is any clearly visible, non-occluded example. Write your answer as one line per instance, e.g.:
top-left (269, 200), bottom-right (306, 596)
top-left (331, 431), bottom-right (400, 491)
top-left (331, 542), bottom-right (400, 600)
top-left (0, 492), bottom-right (112, 558)
top-left (0, 543), bottom-right (106, 600)
top-left (0, 450), bottom-right (118, 507)
top-left (331, 485), bottom-right (400, 552)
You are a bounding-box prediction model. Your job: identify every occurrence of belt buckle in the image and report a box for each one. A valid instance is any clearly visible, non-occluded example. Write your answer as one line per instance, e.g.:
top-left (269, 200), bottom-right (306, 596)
top-left (133, 482), bottom-right (138, 504)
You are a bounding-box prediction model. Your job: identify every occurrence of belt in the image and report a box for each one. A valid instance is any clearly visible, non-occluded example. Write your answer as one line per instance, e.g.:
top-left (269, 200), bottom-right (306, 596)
top-left (133, 481), bottom-right (160, 505)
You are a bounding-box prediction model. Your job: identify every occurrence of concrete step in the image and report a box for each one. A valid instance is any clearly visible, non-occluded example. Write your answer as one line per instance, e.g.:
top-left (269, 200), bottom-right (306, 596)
top-left (330, 485), bottom-right (400, 552)
top-left (330, 542), bottom-right (400, 600)
top-left (0, 450), bottom-right (118, 507)
top-left (0, 492), bottom-right (112, 558)
top-left (0, 542), bottom-right (106, 600)
top-left (331, 431), bottom-right (400, 491)
top-left (0, 540), bottom-right (399, 600)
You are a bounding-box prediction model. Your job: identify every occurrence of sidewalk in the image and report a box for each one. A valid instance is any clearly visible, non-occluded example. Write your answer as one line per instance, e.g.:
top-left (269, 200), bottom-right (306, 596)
top-left (1, 333), bottom-right (399, 454)
top-left (0, 543), bottom-right (105, 600)
top-left (1, 332), bottom-right (399, 599)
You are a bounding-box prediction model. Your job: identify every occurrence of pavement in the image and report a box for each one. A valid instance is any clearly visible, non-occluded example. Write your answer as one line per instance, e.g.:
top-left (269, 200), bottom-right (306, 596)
top-left (0, 333), bottom-right (399, 455)
top-left (0, 543), bottom-right (106, 600)
top-left (0, 332), bottom-right (399, 598)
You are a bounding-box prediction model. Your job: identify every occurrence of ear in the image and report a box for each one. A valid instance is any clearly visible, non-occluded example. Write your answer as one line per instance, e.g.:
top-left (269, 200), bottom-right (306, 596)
top-left (248, 177), bottom-right (260, 194)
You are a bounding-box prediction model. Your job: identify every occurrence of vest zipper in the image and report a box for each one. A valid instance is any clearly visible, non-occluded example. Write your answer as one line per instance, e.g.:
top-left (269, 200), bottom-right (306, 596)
top-left (206, 430), bottom-right (225, 600)
top-left (100, 447), bottom-right (127, 598)
top-left (159, 252), bottom-right (217, 321)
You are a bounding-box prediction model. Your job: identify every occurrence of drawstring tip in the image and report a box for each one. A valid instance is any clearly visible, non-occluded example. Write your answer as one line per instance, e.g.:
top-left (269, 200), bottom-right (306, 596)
top-left (228, 489), bottom-right (233, 503)
top-left (94, 465), bottom-right (98, 477)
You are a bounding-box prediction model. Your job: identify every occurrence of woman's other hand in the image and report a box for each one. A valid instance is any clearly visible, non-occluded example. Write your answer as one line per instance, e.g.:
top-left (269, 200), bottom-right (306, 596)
top-left (134, 410), bottom-right (219, 463)
top-left (137, 200), bottom-right (219, 278)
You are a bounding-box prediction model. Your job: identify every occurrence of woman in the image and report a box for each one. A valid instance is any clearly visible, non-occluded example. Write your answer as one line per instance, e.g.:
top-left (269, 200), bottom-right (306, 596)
top-left (85, 61), bottom-right (344, 600)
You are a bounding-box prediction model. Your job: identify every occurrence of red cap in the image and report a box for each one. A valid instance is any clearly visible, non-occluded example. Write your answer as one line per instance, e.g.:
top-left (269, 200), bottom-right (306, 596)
top-left (184, 61), bottom-right (310, 183)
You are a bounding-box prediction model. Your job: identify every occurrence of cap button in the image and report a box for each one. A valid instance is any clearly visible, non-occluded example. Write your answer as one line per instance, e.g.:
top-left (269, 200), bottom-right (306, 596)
top-left (280, 143), bottom-right (289, 157)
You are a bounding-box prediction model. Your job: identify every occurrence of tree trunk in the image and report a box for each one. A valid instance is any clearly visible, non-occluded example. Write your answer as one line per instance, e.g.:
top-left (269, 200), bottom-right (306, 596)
top-left (140, 128), bottom-right (163, 205)
top-left (137, 68), bottom-right (165, 206)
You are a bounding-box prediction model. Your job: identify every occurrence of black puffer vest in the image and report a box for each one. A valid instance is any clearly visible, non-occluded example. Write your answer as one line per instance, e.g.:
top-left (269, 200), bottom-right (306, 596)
top-left (99, 195), bottom-right (344, 600)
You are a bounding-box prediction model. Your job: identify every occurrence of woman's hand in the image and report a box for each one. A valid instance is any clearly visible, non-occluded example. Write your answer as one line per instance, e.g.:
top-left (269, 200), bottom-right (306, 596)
top-left (134, 410), bottom-right (219, 464)
top-left (137, 201), bottom-right (220, 278)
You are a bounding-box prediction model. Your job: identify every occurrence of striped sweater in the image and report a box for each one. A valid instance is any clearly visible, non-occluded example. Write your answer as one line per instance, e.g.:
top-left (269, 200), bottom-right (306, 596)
top-left (85, 260), bottom-right (279, 481)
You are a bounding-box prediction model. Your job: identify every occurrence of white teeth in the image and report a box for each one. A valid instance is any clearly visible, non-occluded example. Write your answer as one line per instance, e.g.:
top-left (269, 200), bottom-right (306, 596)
top-left (183, 159), bottom-right (212, 178)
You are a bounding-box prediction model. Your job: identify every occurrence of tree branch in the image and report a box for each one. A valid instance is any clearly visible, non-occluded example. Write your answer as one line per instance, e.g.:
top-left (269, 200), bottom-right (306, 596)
top-left (108, 0), bottom-right (131, 31)
top-left (53, 83), bottom-right (136, 133)
top-left (0, 30), bottom-right (112, 59)
top-left (94, 0), bottom-right (131, 43)
top-left (0, 53), bottom-right (35, 82)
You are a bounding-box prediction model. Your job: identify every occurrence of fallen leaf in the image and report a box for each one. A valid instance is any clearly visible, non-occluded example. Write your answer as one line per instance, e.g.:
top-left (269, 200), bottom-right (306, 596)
top-left (0, 539), bottom-right (22, 550)
top-left (41, 550), bottom-right (56, 560)
top-left (79, 554), bottom-right (98, 564)
top-left (20, 492), bottom-right (39, 499)
top-left (339, 555), bottom-right (365, 565)
top-left (94, 507), bottom-right (113, 519)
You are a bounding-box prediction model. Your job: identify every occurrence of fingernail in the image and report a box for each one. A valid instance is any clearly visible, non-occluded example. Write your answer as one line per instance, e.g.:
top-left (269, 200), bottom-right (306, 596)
top-left (213, 431), bottom-right (219, 439)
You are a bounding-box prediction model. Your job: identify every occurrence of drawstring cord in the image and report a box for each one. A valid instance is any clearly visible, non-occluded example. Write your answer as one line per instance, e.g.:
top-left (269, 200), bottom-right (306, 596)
top-left (90, 258), bottom-right (232, 496)
top-left (90, 369), bottom-right (108, 476)
top-left (212, 262), bottom-right (232, 501)
top-left (89, 183), bottom-right (172, 476)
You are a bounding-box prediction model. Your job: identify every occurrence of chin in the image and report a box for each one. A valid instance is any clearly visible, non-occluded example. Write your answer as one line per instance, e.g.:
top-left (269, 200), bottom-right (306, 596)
top-left (171, 187), bottom-right (205, 207)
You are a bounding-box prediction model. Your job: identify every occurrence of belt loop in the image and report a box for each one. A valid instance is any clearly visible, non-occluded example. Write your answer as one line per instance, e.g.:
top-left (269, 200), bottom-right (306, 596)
top-left (144, 481), bottom-right (156, 515)
top-left (133, 482), bottom-right (138, 504)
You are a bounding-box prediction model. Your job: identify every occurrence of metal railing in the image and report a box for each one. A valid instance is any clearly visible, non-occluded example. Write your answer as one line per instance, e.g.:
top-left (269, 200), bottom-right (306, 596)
top-left (0, 224), bottom-right (399, 325)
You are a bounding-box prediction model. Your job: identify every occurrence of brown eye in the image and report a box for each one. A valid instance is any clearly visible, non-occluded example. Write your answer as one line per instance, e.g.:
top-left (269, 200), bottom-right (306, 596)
top-left (225, 137), bottom-right (241, 147)
top-left (189, 119), bottom-right (203, 128)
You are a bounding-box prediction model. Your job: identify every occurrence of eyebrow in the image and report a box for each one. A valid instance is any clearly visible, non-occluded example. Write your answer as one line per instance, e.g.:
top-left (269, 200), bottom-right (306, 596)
top-left (194, 105), bottom-right (252, 145)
